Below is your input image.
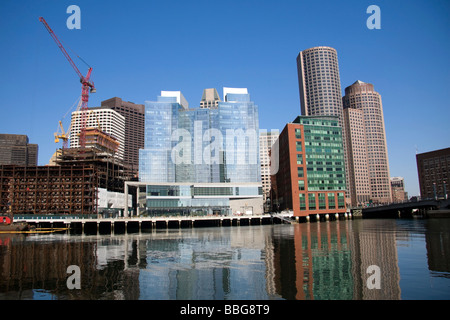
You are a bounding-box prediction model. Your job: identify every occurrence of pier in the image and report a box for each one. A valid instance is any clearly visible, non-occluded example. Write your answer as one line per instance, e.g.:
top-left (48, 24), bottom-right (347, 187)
top-left (14, 211), bottom-right (355, 234)
top-left (15, 213), bottom-right (289, 234)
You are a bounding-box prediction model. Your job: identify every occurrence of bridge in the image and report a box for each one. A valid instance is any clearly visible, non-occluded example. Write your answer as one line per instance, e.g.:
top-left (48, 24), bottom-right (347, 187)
top-left (359, 198), bottom-right (450, 219)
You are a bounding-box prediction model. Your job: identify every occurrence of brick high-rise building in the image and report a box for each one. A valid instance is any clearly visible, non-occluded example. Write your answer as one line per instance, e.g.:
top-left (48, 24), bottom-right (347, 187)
top-left (343, 80), bottom-right (391, 205)
top-left (416, 147), bottom-right (450, 199)
top-left (101, 97), bottom-right (145, 173)
top-left (271, 116), bottom-right (347, 218)
top-left (0, 134), bottom-right (38, 166)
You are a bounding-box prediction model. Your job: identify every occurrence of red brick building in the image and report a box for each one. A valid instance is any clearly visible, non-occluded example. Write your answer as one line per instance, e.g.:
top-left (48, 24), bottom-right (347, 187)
top-left (271, 116), bottom-right (347, 218)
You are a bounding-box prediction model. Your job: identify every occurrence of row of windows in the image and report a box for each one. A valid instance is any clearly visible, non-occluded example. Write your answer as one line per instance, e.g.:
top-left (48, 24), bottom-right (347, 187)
top-left (298, 192), bottom-right (345, 210)
top-left (146, 185), bottom-right (262, 197)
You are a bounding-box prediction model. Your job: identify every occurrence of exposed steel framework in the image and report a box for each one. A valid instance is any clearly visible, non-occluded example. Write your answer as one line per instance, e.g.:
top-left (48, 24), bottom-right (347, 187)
top-left (0, 150), bottom-right (134, 216)
top-left (0, 165), bottom-right (98, 215)
top-left (39, 17), bottom-right (96, 149)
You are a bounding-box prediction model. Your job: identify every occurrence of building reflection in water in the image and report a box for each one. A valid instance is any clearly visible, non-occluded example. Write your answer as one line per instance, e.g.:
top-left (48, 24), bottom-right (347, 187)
top-left (0, 219), bottom-right (449, 300)
top-left (269, 220), bottom-right (401, 300)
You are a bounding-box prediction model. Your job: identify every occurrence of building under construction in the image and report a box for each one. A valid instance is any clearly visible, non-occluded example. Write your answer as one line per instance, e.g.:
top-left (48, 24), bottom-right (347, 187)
top-left (0, 143), bottom-right (135, 216)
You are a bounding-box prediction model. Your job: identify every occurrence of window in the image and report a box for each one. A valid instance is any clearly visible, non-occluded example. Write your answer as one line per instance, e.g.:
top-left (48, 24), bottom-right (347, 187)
top-left (338, 192), bottom-right (345, 209)
top-left (298, 167), bottom-right (304, 178)
top-left (299, 194), bottom-right (306, 210)
top-left (296, 141), bottom-right (302, 152)
top-left (328, 193), bottom-right (336, 208)
top-left (319, 193), bottom-right (326, 210)
top-left (308, 193), bottom-right (316, 210)
top-left (298, 180), bottom-right (305, 191)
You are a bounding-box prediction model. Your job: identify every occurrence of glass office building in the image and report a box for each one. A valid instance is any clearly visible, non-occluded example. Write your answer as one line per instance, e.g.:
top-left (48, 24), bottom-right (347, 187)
top-left (138, 88), bottom-right (263, 216)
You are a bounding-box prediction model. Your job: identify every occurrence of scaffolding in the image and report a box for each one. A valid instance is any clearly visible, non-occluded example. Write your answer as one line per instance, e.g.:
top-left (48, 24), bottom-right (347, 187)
top-left (0, 147), bottom-right (134, 216)
top-left (0, 165), bottom-right (97, 215)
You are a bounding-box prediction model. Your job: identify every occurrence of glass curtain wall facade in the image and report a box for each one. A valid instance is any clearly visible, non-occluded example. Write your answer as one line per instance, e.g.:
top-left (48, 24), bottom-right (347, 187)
top-left (139, 96), bottom-right (181, 182)
top-left (139, 89), bottom-right (262, 216)
top-left (220, 92), bottom-right (260, 183)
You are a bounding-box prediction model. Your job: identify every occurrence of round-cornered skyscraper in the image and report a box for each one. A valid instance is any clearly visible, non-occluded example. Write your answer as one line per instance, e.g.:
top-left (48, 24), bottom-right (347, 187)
top-left (296, 46), bottom-right (344, 124)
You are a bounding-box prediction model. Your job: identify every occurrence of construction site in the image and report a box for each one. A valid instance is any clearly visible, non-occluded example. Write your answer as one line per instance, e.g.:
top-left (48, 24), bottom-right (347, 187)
top-left (0, 145), bottom-right (135, 217)
top-left (0, 17), bottom-right (137, 218)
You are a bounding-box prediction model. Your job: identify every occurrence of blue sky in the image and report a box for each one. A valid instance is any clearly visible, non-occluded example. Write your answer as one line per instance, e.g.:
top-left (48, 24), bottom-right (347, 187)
top-left (0, 0), bottom-right (449, 197)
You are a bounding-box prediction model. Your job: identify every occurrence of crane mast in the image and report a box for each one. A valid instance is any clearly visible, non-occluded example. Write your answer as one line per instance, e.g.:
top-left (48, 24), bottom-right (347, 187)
top-left (39, 17), bottom-right (96, 149)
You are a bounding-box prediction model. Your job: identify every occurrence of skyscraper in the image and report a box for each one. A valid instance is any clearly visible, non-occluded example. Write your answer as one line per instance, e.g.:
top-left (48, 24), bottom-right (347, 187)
top-left (342, 106), bottom-right (370, 206)
top-left (343, 80), bottom-right (391, 204)
top-left (297, 46), bottom-right (350, 204)
top-left (100, 97), bottom-right (145, 172)
top-left (70, 108), bottom-right (125, 162)
top-left (0, 134), bottom-right (38, 166)
top-left (259, 129), bottom-right (279, 209)
top-left (296, 46), bottom-right (344, 123)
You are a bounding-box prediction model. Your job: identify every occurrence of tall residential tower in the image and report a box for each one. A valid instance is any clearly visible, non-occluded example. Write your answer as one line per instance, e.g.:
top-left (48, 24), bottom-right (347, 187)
top-left (100, 97), bottom-right (145, 173)
top-left (70, 108), bottom-right (125, 162)
top-left (343, 80), bottom-right (391, 204)
top-left (296, 46), bottom-right (344, 124)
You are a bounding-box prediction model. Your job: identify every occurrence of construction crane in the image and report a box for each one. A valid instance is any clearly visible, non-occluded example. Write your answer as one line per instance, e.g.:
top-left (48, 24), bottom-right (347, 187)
top-left (54, 96), bottom-right (81, 148)
top-left (39, 16), bottom-right (96, 149)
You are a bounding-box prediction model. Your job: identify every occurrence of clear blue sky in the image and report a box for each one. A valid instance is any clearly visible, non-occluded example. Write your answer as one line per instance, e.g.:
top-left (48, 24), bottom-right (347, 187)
top-left (1, 0), bottom-right (449, 197)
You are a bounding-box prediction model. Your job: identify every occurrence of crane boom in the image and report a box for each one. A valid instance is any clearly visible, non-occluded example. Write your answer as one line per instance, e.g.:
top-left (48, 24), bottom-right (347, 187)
top-left (39, 17), bottom-right (96, 149)
top-left (39, 17), bottom-right (84, 81)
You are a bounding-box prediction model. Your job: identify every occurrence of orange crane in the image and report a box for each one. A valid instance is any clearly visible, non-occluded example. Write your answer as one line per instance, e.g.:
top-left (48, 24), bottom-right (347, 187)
top-left (39, 17), bottom-right (96, 149)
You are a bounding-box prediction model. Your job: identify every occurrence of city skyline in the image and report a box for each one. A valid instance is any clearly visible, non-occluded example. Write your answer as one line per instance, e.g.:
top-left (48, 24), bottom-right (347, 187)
top-left (1, 0), bottom-right (449, 197)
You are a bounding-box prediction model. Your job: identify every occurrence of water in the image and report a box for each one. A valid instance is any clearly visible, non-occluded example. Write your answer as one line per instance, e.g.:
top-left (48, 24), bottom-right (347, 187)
top-left (0, 218), bottom-right (449, 300)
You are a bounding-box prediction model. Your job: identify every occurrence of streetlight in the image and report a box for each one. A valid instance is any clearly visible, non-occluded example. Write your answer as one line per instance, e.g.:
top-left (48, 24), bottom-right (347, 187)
top-left (444, 181), bottom-right (447, 200)
top-left (433, 182), bottom-right (437, 200)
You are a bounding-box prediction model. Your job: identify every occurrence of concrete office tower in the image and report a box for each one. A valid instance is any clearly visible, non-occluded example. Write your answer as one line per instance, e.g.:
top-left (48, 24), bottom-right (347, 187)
top-left (101, 97), bottom-right (145, 173)
top-left (70, 108), bottom-right (125, 162)
top-left (200, 88), bottom-right (221, 109)
top-left (0, 134), bottom-right (38, 166)
top-left (260, 130), bottom-right (279, 209)
top-left (343, 80), bottom-right (391, 204)
top-left (343, 107), bottom-right (371, 206)
top-left (296, 46), bottom-right (344, 123)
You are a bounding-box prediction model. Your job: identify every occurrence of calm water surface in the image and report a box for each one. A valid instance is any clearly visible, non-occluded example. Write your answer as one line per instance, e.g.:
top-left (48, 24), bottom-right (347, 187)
top-left (0, 218), bottom-right (449, 300)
